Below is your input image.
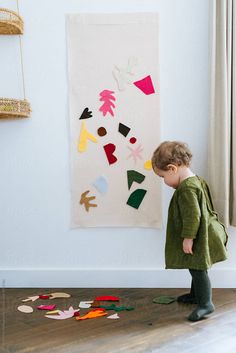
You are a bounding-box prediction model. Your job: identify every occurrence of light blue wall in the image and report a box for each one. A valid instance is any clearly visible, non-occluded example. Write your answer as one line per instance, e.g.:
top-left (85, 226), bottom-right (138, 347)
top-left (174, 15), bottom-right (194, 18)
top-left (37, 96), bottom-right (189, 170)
top-left (1, 0), bottom-right (235, 287)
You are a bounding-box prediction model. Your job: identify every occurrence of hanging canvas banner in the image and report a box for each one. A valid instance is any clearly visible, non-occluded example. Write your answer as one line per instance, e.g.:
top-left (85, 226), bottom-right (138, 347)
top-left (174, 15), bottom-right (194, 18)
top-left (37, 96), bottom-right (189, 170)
top-left (66, 13), bottom-right (162, 228)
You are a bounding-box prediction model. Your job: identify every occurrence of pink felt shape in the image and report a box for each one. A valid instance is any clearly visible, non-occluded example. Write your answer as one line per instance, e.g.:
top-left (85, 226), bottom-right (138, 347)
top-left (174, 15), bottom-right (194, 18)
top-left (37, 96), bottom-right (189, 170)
top-left (103, 144), bottom-right (118, 165)
top-left (95, 295), bottom-right (120, 301)
top-left (133, 75), bottom-right (155, 95)
top-left (37, 304), bottom-right (56, 311)
top-left (99, 90), bottom-right (116, 117)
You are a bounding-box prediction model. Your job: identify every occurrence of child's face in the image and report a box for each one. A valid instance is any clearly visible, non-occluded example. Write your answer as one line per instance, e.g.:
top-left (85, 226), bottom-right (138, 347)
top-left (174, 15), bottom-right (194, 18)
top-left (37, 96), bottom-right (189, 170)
top-left (153, 166), bottom-right (180, 189)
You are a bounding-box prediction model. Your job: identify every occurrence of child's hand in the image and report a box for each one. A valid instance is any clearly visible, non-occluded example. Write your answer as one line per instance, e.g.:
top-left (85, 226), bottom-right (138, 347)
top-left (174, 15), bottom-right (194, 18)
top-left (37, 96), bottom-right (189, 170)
top-left (183, 238), bottom-right (193, 254)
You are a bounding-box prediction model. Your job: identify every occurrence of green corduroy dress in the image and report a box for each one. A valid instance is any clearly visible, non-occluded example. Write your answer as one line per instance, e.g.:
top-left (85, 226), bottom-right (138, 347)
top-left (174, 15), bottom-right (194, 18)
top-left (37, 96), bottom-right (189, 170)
top-left (165, 176), bottom-right (228, 270)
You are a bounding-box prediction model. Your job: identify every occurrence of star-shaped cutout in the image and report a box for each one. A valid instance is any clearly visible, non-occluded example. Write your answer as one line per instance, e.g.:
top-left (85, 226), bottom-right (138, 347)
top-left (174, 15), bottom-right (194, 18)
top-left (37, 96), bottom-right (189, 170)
top-left (127, 144), bottom-right (143, 164)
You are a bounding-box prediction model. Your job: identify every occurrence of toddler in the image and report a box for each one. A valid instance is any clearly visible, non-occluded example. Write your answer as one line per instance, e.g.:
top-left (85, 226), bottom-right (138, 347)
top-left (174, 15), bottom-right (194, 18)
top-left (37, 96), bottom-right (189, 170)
top-left (151, 141), bottom-right (228, 321)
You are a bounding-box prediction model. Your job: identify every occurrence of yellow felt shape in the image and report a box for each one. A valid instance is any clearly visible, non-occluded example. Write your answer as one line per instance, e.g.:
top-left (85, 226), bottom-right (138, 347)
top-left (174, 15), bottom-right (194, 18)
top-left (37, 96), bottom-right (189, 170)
top-left (78, 121), bottom-right (98, 152)
top-left (46, 310), bottom-right (60, 314)
top-left (144, 160), bottom-right (152, 170)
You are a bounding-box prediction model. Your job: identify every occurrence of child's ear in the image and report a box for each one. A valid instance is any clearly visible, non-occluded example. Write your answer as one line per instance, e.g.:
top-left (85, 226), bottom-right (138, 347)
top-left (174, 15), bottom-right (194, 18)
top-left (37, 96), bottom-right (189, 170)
top-left (167, 164), bottom-right (178, 173)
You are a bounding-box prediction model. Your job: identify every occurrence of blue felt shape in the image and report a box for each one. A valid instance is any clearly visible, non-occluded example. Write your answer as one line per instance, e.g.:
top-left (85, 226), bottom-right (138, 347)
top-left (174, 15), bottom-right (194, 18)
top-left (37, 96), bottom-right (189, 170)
top-left (93, 176), bottom-right (108, 195)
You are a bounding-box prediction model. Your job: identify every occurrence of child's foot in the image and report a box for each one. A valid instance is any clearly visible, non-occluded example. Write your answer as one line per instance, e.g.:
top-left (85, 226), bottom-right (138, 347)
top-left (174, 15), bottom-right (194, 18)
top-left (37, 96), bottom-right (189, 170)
top-left (177, 293), bottom-right (198, 304)
top-left (187, 303), bottom-right (215, 321)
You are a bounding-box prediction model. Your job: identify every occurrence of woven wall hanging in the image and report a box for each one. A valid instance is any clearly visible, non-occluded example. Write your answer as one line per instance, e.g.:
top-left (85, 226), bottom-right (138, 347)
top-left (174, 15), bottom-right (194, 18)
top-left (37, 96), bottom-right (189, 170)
top-left (0, 1), bottom-right (31, 119)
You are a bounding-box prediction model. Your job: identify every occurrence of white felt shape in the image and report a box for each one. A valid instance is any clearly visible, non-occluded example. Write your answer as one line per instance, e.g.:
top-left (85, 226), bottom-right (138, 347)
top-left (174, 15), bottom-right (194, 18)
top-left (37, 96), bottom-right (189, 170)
top-left (45, 306), bottom-right (79, 320)
top-left (17, 305), bottom-right (34, 313)
top-left (49, 292), bottom-right (71, 299)
top-left (79, 301), bottom-right (93, 308)
top-left (113, 57), bottom-right (138, 91)
top-left (22, 296), bottom-right (39, 302)
top-left (107, 313), bottom-right (120, 319)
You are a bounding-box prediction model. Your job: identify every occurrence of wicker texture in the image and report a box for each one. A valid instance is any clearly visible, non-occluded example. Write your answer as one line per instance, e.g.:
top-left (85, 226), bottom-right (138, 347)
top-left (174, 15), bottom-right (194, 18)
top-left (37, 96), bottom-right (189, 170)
top-left (0, 98), bottom-right (31, 118)
top-left (0, 8), bottom-right (24, 34)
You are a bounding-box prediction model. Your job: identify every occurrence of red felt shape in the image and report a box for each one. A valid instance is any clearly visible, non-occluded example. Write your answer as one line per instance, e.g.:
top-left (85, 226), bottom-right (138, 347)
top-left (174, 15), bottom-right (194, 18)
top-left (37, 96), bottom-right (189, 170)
top-left (133, 75), bottom-right (155, 95)
top-left (39, 295), bottom-right (50, 299)
top-left (103, 143), bottom-right (118, 165)
top-left (129, 137), bottom-right (137, 144)
top-left (95, 295), bottom-right (120, 301)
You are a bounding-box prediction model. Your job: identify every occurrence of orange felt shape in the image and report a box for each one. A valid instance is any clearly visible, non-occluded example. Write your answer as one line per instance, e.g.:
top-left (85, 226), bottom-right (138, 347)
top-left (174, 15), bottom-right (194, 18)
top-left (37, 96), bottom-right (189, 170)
top-left (76, 308), bottom-right (107, 320)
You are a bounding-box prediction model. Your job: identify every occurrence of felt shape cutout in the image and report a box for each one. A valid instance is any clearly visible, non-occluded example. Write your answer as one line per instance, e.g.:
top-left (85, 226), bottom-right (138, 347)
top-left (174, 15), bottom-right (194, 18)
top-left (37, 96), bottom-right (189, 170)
top-left (93, 176), bottom-right (108, 195)
top-left (127, 144), bottom-right (143, 164)
top-left (22, 296), bottom-right (39, 302)
top-left (100, 304), bottom-right (134, 312)
top-left (45, 306), bottom-right (80, 320)
top-left (97, 126), bottom-right (107, 137)
top-left (129, 137), bottom-right (137, 144)
top-left (76, 308), bottom-right (107, 321)
top-left (80, 190), bottom-right (97, 212)
top-left (144, 160), bottom-right (152, 170)
top-left (152, 296), bottom-right (177, 304)
top-left (113, 57), bottom-right (138, 91)
top-left (46, 310), bottom-right (60, 315)
top-left (17, 305), bottom-right (33, 313)
top-left (103, 143), bottom-right (118, 165)
top-left (89, 308), bottom-right (106, 312)
top-left (39, 295), bottom-right (50, 299)
top-left (49, 292), bottom-right (71, 299)
top-left (78, 121), bottom-right (98, 152)
top-left (118, 123), bottom-right (131, 137)
top-left (127, 170), bottom-right (145, 190)
top-left (79, 301), bottom-right (93, 309)
top-left (99, 90), bottom-right (116, 117)
top-left (37, 305), bottom-right (56, 311)
top-left (95, 295), bottom-right (120, 301)
top-left (133, 75), bottom-right (155, 95)
top-left (79, 107), bottom-right (93, 120)
top-left (107, 313), bottom-right (120, 319)
top-left (127, 189), bottom-right (147, 209)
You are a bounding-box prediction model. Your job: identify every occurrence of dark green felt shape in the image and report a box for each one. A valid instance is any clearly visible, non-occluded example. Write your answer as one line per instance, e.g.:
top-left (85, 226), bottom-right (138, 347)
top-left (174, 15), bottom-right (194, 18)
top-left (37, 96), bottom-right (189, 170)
top-left (127, 189), bottom-right (147, 209)
top-left (100, 304), bottom-right (134, 311)
top-left (127, 170), bottom-right (145, 190)
top-left (152, 296), bottom-right (177, 304)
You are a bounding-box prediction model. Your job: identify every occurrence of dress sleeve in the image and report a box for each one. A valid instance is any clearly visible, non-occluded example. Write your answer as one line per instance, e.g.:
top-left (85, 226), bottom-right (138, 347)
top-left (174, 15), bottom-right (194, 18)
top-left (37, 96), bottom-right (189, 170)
top-left (178, 188), bottom-right (201, 239)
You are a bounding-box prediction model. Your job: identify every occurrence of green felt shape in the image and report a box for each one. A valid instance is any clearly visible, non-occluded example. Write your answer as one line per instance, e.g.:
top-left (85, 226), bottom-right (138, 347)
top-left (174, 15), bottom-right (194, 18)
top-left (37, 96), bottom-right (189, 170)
top-left (127, 170), bottom-right (145, 190)
top-left (152, 296), bottom-right (177, 304)
top-left (100, 304), bottom-right (134, 312)
top-left (127, 189), bottom-right (147, 209)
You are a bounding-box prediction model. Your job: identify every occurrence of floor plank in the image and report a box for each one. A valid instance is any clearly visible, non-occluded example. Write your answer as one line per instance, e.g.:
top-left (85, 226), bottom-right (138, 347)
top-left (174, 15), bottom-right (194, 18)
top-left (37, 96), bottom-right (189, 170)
top-left (1, 288), bottom-right (236, 353)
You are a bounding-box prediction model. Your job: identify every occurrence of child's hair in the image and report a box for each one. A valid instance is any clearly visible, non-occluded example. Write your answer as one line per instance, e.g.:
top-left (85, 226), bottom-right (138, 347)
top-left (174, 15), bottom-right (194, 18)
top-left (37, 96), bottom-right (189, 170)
top-left (152, 141), bottom-right (192, 171)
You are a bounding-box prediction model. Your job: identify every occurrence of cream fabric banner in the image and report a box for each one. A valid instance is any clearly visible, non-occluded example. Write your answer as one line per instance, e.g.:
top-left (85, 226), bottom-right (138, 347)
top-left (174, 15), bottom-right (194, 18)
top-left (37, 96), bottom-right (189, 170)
top-left (66, 13), bottom-right (162, 228)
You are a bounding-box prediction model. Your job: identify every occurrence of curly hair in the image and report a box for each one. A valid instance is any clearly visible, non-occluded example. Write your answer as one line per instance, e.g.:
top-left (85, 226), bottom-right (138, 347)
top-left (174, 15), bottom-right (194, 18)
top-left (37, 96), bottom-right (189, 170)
top-left (151, 141), bottom-right (192, 171)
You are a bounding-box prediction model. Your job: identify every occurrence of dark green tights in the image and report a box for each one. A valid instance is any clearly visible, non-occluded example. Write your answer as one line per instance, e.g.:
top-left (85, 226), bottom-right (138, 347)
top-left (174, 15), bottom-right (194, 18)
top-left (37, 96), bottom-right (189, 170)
top-left (178, 269), bottom-right (215, 321)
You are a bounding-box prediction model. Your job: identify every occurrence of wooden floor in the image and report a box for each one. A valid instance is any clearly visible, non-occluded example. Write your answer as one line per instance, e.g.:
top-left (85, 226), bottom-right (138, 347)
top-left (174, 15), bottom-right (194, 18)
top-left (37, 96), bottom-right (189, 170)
top-left (1, 288), bottom-right (236, 353)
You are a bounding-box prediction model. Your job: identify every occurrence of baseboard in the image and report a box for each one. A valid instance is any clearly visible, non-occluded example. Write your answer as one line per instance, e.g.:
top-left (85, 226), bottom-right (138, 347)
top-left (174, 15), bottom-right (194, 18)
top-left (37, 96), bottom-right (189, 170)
top-left (1, 268), bottom-right (236, 288)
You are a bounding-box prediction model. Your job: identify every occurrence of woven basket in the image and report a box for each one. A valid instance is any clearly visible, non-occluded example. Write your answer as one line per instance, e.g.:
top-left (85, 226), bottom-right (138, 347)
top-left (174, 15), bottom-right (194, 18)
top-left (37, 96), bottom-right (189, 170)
top-left (0, 98), bottom-right (31, 119)
top-left (0, 8), bottom-right (24, 34)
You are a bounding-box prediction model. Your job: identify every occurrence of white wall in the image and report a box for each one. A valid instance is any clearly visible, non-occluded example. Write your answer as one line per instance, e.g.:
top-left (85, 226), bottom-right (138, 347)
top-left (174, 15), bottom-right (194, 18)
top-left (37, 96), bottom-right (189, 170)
top-left (1, 0), bottom-right (236, 288)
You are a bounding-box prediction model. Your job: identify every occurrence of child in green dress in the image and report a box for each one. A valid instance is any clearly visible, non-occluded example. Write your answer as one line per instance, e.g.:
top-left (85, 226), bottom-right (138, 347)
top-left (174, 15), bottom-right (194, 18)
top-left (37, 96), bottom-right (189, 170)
top-left (151, 141), bottom-right (228, 321)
